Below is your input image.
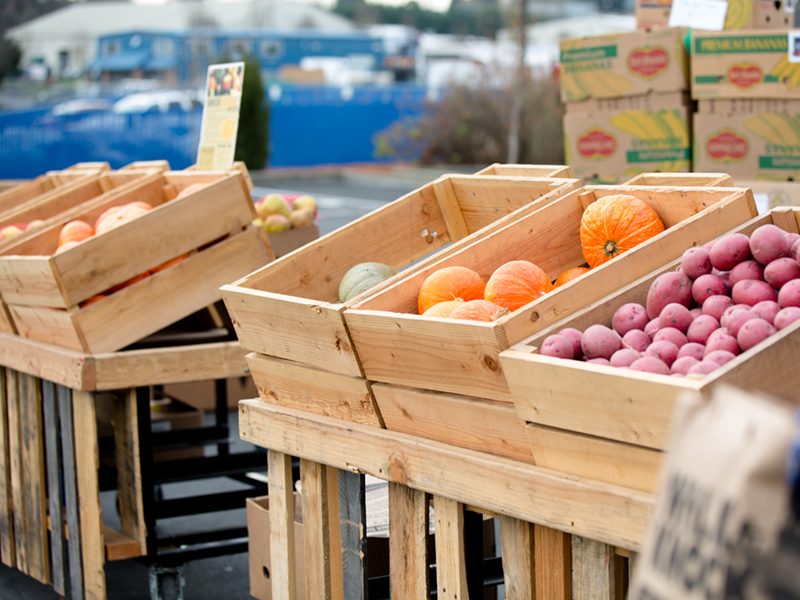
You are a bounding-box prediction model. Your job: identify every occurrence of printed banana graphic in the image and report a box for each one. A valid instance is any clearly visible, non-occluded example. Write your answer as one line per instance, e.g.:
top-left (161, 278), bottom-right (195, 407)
top-left (744, 114), bottom-right (800, 146)
top-left (610, 110), bottom-right (689, 172)
top-left (724, 0), bottom-right (753, 30)
top-left (770, 56), bottom-right (800, 90)
top-left (559, 37), bottom-right (633, 101)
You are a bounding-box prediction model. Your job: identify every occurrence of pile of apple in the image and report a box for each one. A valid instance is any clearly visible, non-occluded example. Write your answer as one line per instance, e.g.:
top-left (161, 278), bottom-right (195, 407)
top-left (540, 224), bottom-right (800, 377)
top-left (253, 194), bottom-right (317, 233)
top-left (1, 220), bottom-right (45, 241)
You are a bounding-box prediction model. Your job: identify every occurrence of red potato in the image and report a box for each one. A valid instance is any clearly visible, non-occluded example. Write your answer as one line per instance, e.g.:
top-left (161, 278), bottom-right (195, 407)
top-left (751, 300), bottom-right (781, 325)
top-left (644, 341), bottom-right (680, 368)
top-left (623, 329), bottom-right (651, 352)
top-left (654, 327), bottom-right (688, 348)
top-left (687, 361), bottom-right (721, 376)
top-left (775, 307), bottom-right (800, 330)
top-left (687, 315), bottom-right (720, 345)
top-left (692, 274), bottom-right (727, 305)
top-left (703, 240), bottom-right (716, 253)
top-left (586, 358), bottom-right (611, 366)
top-left (729, 260), bottom-right (764, 286)
top-left (645, 318), bottom-right (660, 340)
top-left (737, 318), bottom-right (777, 352)
top-left (790, 239), bottom-right (800, 262)
top-left (749, 224), bottom-right (790, 265)
top-left (710, 234), bottom-right (752, 271)
top-left (540, 335), bottom-right (574, 359)
top-left (732, 280), bottom-right (777, 306)
top-left (690, 308), bottom-right (703, 320)
top-left (659, 303), bottom-right (693, 333)
top-left (581, 325), bottom-right (621, 360)
top-left (704, 350), bottom-right (736, 366)
top-left (720, 304), bottom-right (751, 329)
top-left (671, 356), bottom-right (700, 375)
top-left (764, 258), bottom-right (800, 290)
top-left (610, 348), bottom-right (641, 368)
top-left (725, 309), bottom-right (756, 337)
top-left (558, 328), bottom-right (583, 359)
top-left (681, 247), bottom-right (713, 280)
top-left (630, 357), bottom-right (671, 375)
top-left (702, 295), bottom-right (734, 321)
top-left (786, 232), bottom-right (800, 250)
top-left (646, 271), bottom-right (693, 319)
top-left (705, 329), bottom-right (740, 356)
top-left (611, 303), bottom-right (650, 337)
top-left (778, 279), bottom-right (800, 308)
top-left (677, 342), bottom-right (706, 361)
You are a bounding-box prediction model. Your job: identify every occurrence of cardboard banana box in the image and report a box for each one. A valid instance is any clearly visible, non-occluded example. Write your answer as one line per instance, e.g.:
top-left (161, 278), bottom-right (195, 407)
top-left (692, 29), bottom-right (800, 99)
top-left (635, 0), bottom-right (784, 31)
top-left (559, 27), bottom-right (689, 103)
top-left (564, 92), bottom-right (692, 182)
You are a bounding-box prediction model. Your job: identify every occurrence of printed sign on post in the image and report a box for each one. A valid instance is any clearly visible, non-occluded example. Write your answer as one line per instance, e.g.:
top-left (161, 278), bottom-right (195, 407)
top-left (196, 62), bottom-right (245, 171)
top-left (668, 0), bottom-right (728, 30)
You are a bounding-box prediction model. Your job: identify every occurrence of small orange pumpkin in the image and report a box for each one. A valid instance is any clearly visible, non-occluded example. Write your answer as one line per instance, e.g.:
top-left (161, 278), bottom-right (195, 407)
top-left (580, 194), bottom-right (665, 268)
top-left (58, 220), bottom-right (94, 247)
top-left (417, 266), bottom-right (485, 314)
top-left (422, 299), bottom-right (464, 318)
top-left (449, 300), bottom-right (506, 322)
top-left (554, 266), bottom-right (590, 288)
top-left (484, 261), bottom-right (554, 312)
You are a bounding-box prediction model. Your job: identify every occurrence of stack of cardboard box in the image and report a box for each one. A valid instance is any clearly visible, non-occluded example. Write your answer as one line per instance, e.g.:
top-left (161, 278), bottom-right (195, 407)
top-left (560, 27), bottom-right (691, 182)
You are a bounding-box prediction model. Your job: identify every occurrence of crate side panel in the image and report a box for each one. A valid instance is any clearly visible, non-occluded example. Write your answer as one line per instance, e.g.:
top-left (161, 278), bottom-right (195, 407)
top-left (0, 257), bottom-right (65, 308)
top-left (9, 305), bottom-right (84, 352)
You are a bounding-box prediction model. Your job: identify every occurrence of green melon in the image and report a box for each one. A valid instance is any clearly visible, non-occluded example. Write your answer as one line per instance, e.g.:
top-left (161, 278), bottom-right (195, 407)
top-left (338, 262), bottom-right (397, 303)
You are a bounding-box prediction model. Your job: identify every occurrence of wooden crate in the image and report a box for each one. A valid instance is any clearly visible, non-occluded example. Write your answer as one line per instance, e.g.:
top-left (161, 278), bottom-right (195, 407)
top-left (500, 207), bottom-right (800, 493)
top-left (344, 185), bottom-right (758, 403)
top-left (221, 174), bottom-right (579, 378)
top-left (0, 171), bottom-right (100, 216)
top-left (621, 172), bottom-right (733, 187)
top-left (475, 164), bottom-right (573, 178)
top-left (184, 161), bottom-right (254, 191)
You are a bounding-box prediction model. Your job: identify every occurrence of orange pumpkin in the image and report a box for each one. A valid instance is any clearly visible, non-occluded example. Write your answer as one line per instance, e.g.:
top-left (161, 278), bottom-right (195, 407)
top-left (417, 266), bottom-right (485, 314)
top-left (580, 194), bottom-right (665, 268)
top-left (554, 266), bottom-right (590, 288)
top-left (95, 202), bottom-right (153, 234)
top-left (422, 299), bottom-right (464, 318)
top-left (79, 294), bottom-right (108, 308)
top-left (150, 252), bottom-right (191, 275)
top-left (449, 300), bottom-right (506, 322)
top-left (58, 220), bottom-right (94, 247)
top-left (484, 261), bottom-right (554, 312)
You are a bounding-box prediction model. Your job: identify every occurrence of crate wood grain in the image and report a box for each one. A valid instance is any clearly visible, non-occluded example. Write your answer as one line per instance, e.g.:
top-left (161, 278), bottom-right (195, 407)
top-left (8, 225), bottom-right (270, 354)
top-left (0, 300), bottom-right (14, 334)
top-left (621, 172), bottom-right (733, 187)
top-left (222, 175), bottom-right (578, 378)
top-left (0, 170), bottom-right (257, 309)
top-left (500, 208), bottom-right (800, 484)
top-left (345, 185), bottom-right (758, 401)
top-left (475, 164), bottom-right (574, 178)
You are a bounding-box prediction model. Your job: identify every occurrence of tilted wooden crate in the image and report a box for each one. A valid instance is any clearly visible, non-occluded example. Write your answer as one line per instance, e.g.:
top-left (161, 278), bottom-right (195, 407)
top-left (221, 173), bottom-right (579, 379)
top-left (500, 207), bottom-right (800, 493)
top-left (0, 170), bottom-right (272, 353)
top-left (344, 185), bottom-right (758, 406)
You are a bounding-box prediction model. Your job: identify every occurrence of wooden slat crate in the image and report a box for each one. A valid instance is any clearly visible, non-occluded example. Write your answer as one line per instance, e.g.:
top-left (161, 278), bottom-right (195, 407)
top-left (0, 171), bottom-right (99, 216)
top-left (474, 164), bottom-right (574, 178)
top-left (0, 171), bottom-right (271, 353)
top-left (500, 207), bottom-right (800, 493)
top-left (221, 173), bottom-right (579, 379)
top-left (344, 185), bottom-right (758, 404)
top-left (621, 172), bottom-right (733, 187)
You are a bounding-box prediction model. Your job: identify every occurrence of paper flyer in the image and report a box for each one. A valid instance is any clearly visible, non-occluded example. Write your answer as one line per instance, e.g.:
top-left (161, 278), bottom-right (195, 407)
top-left (196, 62), bottom-right (245, 171)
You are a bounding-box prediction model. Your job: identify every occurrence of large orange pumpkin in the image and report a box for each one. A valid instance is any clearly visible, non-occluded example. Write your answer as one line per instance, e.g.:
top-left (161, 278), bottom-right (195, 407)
top-left (417, 267), bottom-right (485, 314)
top-left (580, 194), bottom-right (665, 268)
top-left (554, 266), bottom-right (590, 288)
top-left (484, 261), bottom-right (554, 312)
top-left (449, 300), bottom-right (506, 322)
top-left (422, 299), bottom-right (464, 318)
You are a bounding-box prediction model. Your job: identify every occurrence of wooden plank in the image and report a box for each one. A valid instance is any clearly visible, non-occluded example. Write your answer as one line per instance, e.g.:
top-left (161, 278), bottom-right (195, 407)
top-left (18, 373), bottom-right (49, 584)
top-left (326, 465), bottom-right (344, 599)
top-left (58, 385), bottom-right (83, 599)
top-left (534, 526), bottom-right (571, 600)
top-left (621, 173), bottom-right (733, 187)
top-left (103, 527), bottom-right (141, 562)
top-left (247, 353), bottom-right (382, 428)
top-left (268, 450), bottom-right (297, 600)
top-left (579, 190), bottom-right (596, 211)
top-left (42, 381), bottom-right (65, 594)
top-left (239, 400), bottom-right (654, 551)
top-left (72, 390), bottom-right (105, 600)
top-left (525, 424), bottom-right (663, 493)
top-left (0, 369), bottom-right (13, 567)
top-left (9, 303), bottom-right (86, 353)
top-left (0, 332), bottom-right (91, 391)
top-left (572, 537), bottom-right (615, 600)
top-left (770, 206), bottom-right (800, 235)
top-left (6, 370), bottom-right (27, 573)
top-left (434, 495), bottom-right (468, 600)
top-left (339, 470), bottom-right (367, 600)
top-left (300, 460), bottom-right (333, 600)
top-left (432, 177), bottom-right (471, 241)
top-left (0, 256), bottom-right (63, 309)
top-left (373, 383), bottom-right (534, 463)
top-left (388, 483), bottom-right (429, 600)
top-left (499, 516), bottom-right (535, 599)
top-left (113, 390), bottom-right (146, 554)
top-left (0, 299), bottom-right (15, 334)
top-left (474, 165), bottom-right (573, 178)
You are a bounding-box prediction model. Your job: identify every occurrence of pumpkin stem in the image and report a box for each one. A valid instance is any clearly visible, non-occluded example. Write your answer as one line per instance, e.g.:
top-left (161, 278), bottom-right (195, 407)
top-left (604, 240), bottom-right (621, 257)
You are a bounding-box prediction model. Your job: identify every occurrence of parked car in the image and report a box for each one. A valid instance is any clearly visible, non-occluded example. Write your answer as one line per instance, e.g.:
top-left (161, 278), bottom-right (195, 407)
top-left (111, 90), bottom-right (201, 114)
top-left (50, 98), bottom-right (114, 116)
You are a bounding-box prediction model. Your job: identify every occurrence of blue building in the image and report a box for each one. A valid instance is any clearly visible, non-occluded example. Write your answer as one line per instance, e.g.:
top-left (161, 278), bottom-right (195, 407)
top-left (87, 29), bottom-right (386, 85)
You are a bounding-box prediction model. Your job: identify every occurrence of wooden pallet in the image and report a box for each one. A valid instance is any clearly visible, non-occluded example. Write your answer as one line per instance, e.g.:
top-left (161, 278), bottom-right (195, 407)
top-left (500, 207), bottom-right (800, 493)
top-left (344, 185), bottom-right (758, 404)
top-left (221, 172), bottom-right (579, 381)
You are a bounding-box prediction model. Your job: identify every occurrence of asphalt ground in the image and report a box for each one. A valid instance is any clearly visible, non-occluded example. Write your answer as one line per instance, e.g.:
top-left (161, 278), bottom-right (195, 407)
top-left (0, 175), bottom-right (425, 599)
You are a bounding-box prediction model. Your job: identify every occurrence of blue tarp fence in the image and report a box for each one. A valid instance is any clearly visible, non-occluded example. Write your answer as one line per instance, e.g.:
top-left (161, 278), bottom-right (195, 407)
top-left (0, 84), bottom-right (429, 178)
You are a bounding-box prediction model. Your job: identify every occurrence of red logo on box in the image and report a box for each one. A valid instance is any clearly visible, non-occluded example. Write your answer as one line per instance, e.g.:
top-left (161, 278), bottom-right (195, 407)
top-left (706, 130), bottom-right (748, 162)
top-left (578, 129), bottom-right (616, 159)
top-left (728, 63), bottom-right (763, 90)
top-left (628, 47), bottom-right (670, 79)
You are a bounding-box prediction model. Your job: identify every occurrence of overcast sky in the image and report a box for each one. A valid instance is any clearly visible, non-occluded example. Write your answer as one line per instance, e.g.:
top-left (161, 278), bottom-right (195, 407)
top-left (131, 0), bottom-right (455, 14)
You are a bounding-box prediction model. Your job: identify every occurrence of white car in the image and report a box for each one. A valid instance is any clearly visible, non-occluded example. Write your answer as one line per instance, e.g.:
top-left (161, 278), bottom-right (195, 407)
top-left (111, 90), bottom-right (201, 114)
